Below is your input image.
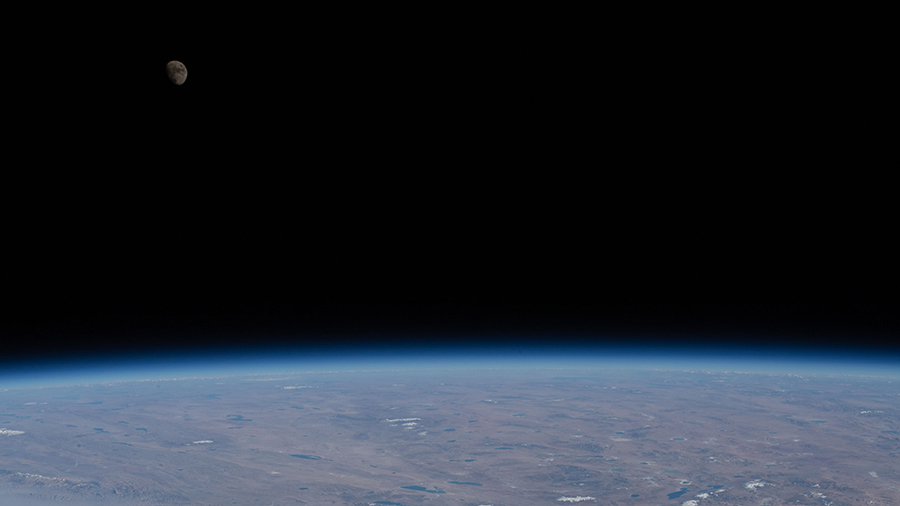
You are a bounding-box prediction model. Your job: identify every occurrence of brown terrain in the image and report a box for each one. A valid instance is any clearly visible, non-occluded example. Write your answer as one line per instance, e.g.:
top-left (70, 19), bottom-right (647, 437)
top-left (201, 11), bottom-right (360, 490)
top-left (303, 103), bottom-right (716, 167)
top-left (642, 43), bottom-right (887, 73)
top-left (0, 368), bottom-right (897, 505)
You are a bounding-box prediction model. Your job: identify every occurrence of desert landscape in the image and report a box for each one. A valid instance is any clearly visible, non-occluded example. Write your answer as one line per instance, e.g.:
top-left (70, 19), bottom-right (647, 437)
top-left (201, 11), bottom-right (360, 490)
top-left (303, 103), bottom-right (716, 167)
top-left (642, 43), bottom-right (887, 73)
top-left (1, 368), bottom-right (898, 505)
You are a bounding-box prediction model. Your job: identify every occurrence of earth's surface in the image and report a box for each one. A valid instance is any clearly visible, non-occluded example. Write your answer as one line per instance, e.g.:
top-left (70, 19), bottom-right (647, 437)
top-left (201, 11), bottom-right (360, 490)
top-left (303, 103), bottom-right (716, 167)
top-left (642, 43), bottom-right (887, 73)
top-left (1, 367), bottom-right (897, 505)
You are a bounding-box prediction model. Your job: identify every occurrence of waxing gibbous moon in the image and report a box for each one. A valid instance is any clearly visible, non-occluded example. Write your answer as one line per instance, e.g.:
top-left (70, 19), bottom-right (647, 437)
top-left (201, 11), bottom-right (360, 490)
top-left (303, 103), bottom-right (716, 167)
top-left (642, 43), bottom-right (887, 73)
top-left (166, 60), bottom-right (187, 85)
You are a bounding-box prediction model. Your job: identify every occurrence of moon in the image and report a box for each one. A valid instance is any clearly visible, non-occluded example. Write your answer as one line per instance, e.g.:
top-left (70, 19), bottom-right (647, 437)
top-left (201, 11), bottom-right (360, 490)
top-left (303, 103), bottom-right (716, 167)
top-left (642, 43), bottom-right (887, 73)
top-left (166, 61), bottom-right (187, 85)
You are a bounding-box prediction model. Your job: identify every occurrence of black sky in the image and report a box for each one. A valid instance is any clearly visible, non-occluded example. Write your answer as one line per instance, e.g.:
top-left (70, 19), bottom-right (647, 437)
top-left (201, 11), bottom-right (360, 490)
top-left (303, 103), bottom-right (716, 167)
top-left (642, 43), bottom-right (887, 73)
top-left (3, 8), bottom-right (896, 367)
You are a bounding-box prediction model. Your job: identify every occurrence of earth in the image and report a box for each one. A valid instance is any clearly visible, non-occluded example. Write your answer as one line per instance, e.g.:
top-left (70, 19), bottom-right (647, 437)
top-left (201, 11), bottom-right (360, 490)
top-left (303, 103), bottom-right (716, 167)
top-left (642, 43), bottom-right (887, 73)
top-left (1, 366), bottom-right (897, 505)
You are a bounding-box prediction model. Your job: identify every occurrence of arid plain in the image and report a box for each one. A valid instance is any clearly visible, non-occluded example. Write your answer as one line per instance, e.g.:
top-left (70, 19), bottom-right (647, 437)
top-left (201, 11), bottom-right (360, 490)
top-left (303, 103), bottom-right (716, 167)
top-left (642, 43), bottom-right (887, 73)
top-left (1, 368), bottom-right (898, 505)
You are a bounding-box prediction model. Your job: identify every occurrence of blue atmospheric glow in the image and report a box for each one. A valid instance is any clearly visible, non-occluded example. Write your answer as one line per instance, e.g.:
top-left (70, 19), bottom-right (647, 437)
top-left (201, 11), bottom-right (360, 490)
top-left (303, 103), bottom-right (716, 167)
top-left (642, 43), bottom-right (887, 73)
top-left (1, 339), bottom-right (898, 391)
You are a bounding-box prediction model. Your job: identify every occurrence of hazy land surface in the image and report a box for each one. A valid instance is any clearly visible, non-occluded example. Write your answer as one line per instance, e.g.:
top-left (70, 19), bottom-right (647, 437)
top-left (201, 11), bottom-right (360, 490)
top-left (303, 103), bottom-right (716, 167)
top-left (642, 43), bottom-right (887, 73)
top-left (0, 368), bottom-right (898, 505)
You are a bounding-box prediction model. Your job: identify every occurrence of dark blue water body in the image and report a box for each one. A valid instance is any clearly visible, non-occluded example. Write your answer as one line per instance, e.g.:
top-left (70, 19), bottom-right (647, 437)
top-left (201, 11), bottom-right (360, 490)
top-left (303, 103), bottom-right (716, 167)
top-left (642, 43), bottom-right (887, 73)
top-left (447, 480), bottom-right (482, 486)
top-left (443, 428), bottom-right (455, 432)
top-left (372, 502), bottom-right (406, 506)
top-left (469, 420), bottom-right (477, 423)
top-left (495, 447), bottom-right (514, 450)
top-left (672, 437), bottom-right (686, 440)
top-left (512, 414), bottom-right (525, 417)
top-left (464, 459), bottom-right (476, 462)
top-left (811, 420), bottom-right (827, 423)
top-left (447, 440), bottom-right (455, 442)
top-left (881, 430), bottom-right (898, 434)
top-left (227, 414), bottom-right (251, 422)
top-left (290, 454), bottom-right (323, 460)
top-left (93, 428), bottom-right (107, 433)
top-left (117, 421), bottom-right (129, 424)
top-left (667, 488), bottom-right (688, 500)
top-left (631, 494), bottom-right (640, 497)
top-left (401, 486), bottom-right (445, 494)
top-left (65, 424), bottom-right (77, 427)
top-left (291, 406), bottom-right (303, 409)
top-left (114, 442), bottom-right (133, 446)
top-left (80, 401), bottom-right (103, 405)
top-left (204, 394), bottom-right (220, 399)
